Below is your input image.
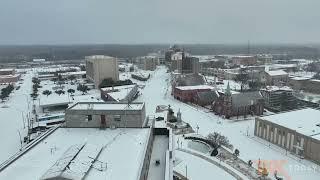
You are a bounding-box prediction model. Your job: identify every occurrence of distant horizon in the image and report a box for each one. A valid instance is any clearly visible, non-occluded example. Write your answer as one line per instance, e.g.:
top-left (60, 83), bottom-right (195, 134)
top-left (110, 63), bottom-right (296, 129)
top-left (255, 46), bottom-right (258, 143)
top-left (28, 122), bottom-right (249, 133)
top-left (0, 42), bottom-right (320, 47)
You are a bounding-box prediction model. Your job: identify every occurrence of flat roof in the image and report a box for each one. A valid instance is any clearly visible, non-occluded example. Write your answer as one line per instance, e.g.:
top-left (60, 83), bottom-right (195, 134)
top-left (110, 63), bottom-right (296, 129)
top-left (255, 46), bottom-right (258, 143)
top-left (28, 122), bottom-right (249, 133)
top-left (0, 128), bottom-right (150, 180)
top-left (58, 71), bottom-right (86, 76)
top-left (69, 102), bottom-right (144, 111)
top-left (260, 86), bottom-right (293, 92)
top-left (261, 108), bottom-right (320, 139)
top-left (175, 85), bottom-right (215, 91)
top-left (0, 68), bottom-right (14, 72)
top-left (101, 85), bottom-right (137, 101)
top-left (266, 70), bottom-right (288, 76)
top-left (86, 55), bottom-right (115, 60)
top-left (0, 74), bottom-right (20, 78)
top-left (290, 76), bottom-right (311, 81)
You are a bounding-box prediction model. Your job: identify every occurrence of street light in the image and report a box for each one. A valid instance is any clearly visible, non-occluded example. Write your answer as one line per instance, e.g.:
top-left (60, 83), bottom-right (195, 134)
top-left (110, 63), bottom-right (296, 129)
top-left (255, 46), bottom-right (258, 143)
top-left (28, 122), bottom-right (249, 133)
top-left (15, 93), bottom-right (31, 111)
top-left (17, 130), bottom-right (23, 151)
top-left (12, 107), bottom-right (27, 129)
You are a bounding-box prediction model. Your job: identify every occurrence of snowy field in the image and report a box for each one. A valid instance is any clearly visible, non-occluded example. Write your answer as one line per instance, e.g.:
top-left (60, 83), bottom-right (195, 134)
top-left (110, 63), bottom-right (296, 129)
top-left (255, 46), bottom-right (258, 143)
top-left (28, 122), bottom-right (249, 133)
top-left (136, 66), bottom-right (320, 180)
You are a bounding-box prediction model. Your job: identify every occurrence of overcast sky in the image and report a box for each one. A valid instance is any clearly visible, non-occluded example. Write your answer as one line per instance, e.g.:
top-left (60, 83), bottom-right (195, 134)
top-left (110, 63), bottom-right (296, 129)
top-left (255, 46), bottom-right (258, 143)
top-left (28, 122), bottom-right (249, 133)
top-left (0, 0), bottom-right (319, 45)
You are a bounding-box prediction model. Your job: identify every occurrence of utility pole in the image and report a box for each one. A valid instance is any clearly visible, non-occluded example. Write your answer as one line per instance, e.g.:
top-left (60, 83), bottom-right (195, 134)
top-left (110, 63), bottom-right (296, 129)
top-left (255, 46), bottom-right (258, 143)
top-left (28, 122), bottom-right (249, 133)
top-left (247, 40), bottom-right (250, 55)
top-left (185, 165), bottom-right (188, 180)
top-left (17, 130), bottom-right (22, 151)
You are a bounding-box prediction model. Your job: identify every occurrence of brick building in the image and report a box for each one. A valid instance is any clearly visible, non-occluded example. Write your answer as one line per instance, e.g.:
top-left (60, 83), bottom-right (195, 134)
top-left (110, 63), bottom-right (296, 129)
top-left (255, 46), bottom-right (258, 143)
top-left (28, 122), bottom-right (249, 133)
top-left (212, 83), bottom-right (264, 118)
top-left (173, 85), bottom-right (215, 102)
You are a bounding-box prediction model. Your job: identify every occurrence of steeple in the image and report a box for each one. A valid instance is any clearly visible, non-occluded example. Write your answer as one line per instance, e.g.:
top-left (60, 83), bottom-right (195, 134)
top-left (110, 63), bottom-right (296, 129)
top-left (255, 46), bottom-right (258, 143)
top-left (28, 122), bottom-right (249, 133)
top-left (177, 109), bottom-right (182, 123)
top-left (225, 81), bottom-right (231, 96)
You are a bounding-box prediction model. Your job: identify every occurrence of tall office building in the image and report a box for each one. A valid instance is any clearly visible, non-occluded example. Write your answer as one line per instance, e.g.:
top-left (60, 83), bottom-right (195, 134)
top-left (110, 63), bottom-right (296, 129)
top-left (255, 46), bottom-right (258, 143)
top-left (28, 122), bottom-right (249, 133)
top-left (86, 55), bottom-right (119, 88)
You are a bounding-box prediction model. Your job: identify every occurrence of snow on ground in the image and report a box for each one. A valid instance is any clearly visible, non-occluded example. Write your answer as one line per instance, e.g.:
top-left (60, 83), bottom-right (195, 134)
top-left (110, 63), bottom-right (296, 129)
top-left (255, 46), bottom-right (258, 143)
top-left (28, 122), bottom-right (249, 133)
top-left (0, 128), bottom-right (150, 180)
top-left (0, 72), bottom-right (33, 164)
top-left (38, 79), bottom-right (102, 108)
top-left (289, 71), bottom-right (316, 79)
top-left (137, 66), bottom-right (320, 180)
top-left (175, 151), bottom-right (235, 180)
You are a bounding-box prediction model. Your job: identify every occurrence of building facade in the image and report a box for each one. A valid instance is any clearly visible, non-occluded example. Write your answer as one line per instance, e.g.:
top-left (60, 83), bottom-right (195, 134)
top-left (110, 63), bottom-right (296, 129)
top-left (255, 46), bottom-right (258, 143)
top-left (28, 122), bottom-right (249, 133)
top-left (177, 56), bottom-right (199, 74)
top-left (136, 56), bottom-right (158, 71)
top-left (65, 102), bottom-right (146, 128)
top-left (260, 86), bottom-right (297, 112)
top-left (0, 68), bottom-right (15, 75)
top-left (85, 55), bottom-right (119, 88)
top-left (254, 108), bottom-right (320, 164)
top-left (212, 83), bottom-right (264, 118)
top-left (231, 56), bottom-right (257, 66)
top-left (289, 77), bottom-right (320, 94)
top-left (0, 74), bottom-right (21, 83)
top-left (173, 85), bottom-right (215, 102)
top-left (265, 70), bottom-right (288, 86)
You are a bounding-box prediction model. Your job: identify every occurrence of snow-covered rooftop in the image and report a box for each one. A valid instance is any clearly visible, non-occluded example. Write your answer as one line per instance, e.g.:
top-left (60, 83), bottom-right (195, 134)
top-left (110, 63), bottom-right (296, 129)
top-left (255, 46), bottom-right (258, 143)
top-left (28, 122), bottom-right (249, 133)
top-left (0, 68), bottom-right (14, 72)
top-left (266, 70), bottom-right (288, 76)
top-left (310, 79), bottom-right (320, 83)
top-left (260, 86), bottom-right (293, 92)
top-left (261, 108), bottom-right (320, 139)
top-left (175, 85), bottom-right (215, 91)
top-left (101, 84), bottom-right (137, 102)
top-left (0, 128), bottom-right (151, 180)
top-left (0, 74), bottom-right (20, 78)
top-left (69, 102), bottom-right (145, 111)
top-left (58, 71), bottom-right (86, 76)
top-left (290, 76), bottom-right (311, 81)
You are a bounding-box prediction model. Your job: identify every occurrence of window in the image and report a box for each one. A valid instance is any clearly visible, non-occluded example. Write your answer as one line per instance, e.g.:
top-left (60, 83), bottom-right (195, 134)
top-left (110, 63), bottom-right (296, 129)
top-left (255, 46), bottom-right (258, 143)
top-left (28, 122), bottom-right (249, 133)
top-left (87, 115), bottom-right (92, 121)
top-left (114, 115), bottom-right (121, 121)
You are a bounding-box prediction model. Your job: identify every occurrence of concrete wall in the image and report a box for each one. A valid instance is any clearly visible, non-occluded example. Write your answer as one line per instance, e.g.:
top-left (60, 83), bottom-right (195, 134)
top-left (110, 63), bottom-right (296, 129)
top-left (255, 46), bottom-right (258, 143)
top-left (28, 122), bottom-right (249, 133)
top-left (138, 126), bottom-right (154, 180)
top-left (254, 117), bottom-right (320, 164)
top-left (65, 105), bottom-right (146, 128)
top-left (86, 56), bottom-right (119, 87)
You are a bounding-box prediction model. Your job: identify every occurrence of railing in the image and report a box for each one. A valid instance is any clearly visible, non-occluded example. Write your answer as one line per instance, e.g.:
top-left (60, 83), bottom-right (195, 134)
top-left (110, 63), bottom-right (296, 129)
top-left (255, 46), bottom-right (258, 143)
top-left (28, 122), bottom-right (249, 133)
top-left (0, 126), bottom-right (59, 172)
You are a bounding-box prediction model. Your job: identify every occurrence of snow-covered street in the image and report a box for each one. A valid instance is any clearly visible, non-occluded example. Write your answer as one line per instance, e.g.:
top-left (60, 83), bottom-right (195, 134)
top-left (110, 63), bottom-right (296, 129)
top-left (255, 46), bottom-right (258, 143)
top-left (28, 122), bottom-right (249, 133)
top-left (0, 72), bottom-right (32, 163)
top-left (137, 66), bottom-right (320, 180)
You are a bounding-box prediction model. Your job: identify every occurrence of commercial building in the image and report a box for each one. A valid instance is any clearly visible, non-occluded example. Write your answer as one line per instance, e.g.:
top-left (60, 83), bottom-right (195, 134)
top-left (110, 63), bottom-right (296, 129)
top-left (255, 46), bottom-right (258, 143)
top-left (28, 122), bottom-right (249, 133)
top-left (65, 102), bottom-right (146, 128)
top-left (173, 85), bottom-right (215, 102)
top-left (260, 86), bottom-right (297, 112)
top-left (0, 68), bottom-right (15, 75)
top-left (265, 70), bottom-right (288, 86)
top-left (58, 71), bottom-right (86, 79)
top-left (289, 77), bottom-right (320, 94)
top-left (177, 56), bottom-right (199, 74)
top-left (0, 101), bottom-right (174, 180)
top-left (254, 108), bottom-right (320, 164)
top-left (256, 54), bottom-right (273, 65)
top-left (100, 84), bottom-right (139, 102)
top-left (0, 74), bottom-right (21, 84)
top-left (0, 68), bottom-right (21, 83)
top-left (136, 56), bottom-right (158, 71)
top-left (231, 55), bottom-right (257, 66)
top-left (86, 55), bottom-right (119, 88)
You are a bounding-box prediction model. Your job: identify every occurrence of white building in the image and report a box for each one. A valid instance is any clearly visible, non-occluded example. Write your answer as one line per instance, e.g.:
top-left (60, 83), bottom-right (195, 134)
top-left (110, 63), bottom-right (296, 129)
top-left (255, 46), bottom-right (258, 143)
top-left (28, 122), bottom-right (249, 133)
top-left (86, 55), bottom-right (119, 88)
